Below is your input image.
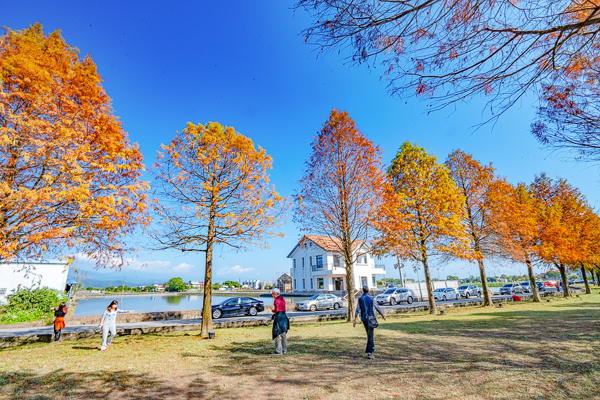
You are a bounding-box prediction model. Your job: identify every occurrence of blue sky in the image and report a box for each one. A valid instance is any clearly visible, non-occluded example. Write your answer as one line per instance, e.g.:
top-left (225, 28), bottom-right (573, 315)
top-left (4, 1), bottom-right (600, 285)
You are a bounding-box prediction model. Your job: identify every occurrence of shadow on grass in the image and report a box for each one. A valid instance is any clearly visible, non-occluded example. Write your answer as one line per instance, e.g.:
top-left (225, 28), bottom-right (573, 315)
top-left (0, 369), bottom-right (182, 400)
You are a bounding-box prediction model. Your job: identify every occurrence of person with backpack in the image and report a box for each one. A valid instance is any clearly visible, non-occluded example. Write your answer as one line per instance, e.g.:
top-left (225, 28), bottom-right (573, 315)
top-left (353, 286), bottom-right (386, 359)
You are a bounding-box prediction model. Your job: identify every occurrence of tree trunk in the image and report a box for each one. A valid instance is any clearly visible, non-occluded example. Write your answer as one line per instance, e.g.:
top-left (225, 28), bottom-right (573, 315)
top-left (581, 264), bottom-right (592, 294)
top-left (592, 269), bottom-right (598, 286)
top-left (343, 248), bottom-right (355, 323)
top-left (557, 263), bottom-right (570, 298)
top-left (525, 257), bottom-right (541, 302)
top-left (477, 259), bottom-right (493, 306)
top-left (422, 255), bottom-right (438, 315)
top-left (595, 269), bottom-right (600, 286)
top-left (200, 201), bottom-right (217, 338)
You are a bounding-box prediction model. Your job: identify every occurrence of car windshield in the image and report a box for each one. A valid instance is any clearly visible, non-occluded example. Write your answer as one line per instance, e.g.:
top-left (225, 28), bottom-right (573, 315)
top-left (502, 284), bottom-right (512, 287)
top-left (434, 288), bottom-right (445, 292)
top-left (308, 295), bottom-right (319, 300)
top-left (384, 289), bottom-right (395, 294)
top-left (521, 282), bottom-right (530, 286)
top-left (458, 285), bottom-right (468, 289)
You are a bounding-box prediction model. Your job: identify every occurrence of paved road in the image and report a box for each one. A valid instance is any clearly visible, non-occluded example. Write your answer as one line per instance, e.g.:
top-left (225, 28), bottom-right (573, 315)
top-left (0, 289), bottom-right (566, 339)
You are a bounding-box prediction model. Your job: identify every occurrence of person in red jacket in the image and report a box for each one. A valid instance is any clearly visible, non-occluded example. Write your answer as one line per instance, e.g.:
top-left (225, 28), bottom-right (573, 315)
top-left (271, 288), bottom-right (289, 355)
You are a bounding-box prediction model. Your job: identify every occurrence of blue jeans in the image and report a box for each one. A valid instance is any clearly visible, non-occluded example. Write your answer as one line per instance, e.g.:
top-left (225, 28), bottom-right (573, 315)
top-left (363, 321), bottom-right (374, 354)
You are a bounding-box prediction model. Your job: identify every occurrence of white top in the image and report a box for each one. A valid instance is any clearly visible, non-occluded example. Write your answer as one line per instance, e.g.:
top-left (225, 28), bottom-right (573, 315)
top-left (100, 308), bottom-right (130, 324)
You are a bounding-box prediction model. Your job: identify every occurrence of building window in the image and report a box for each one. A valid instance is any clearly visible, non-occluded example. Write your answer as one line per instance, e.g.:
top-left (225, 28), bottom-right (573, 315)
top-left (317, 278), bottom-right (324, 289)
top-left (302, 258), bottom-right (305, 268)
top-left (303, 279), bottom-right (305, 289)
top-left (316, 255), bottom-right (323, 268)
top-left (309, 256), bottom-right (312, 266)
top-left (293, 259), bottom-right (296, 268)
top-left (0, 288), bottom-right (6, 295)
top-left (310, 279), bottom-right (313, 289)
top-left (372, 275), bottom-right (376, 287)
top-left (294, 279), bottom-right (296, 289)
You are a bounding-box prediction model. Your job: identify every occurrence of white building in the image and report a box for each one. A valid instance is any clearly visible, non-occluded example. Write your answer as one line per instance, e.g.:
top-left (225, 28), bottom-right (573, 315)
top-left (288, 235), bottom-right (385, 293)
top-left (242, 279), bottom-right (261, 290)
top-left (0, 262), bottom-right (70, 304)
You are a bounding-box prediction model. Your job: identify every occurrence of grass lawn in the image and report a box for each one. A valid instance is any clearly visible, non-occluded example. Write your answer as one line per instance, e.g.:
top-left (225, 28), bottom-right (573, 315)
top-left (2, 291), bottom-right (600, 399)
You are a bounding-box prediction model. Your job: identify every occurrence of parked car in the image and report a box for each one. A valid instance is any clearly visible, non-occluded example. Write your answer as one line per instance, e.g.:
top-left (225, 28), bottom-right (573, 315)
top-left (519, 282), bottom-right (532, 293)
top-left (535, 282), bottom-right (546, 292)
top-left (543, 281), bottom-right (557, 287)
top-left (457, 285), bottom-right (481, 298)
top-left (375, 288), bottom-right (415, 305)
top-left (499, 283), bottom-right (524, 295)
top-left (433, 288), bottom-right (460, 301)
top-left (210, 297), bottom-right (265, 319)
top-left (297, 294), bottom-right (342, 312)
top-left (569, 279), bottom-right (584, 284)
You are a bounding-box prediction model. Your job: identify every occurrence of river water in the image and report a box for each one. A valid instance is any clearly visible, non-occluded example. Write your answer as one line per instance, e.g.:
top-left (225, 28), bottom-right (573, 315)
top-left (73, 294), bottom-right (311, 317)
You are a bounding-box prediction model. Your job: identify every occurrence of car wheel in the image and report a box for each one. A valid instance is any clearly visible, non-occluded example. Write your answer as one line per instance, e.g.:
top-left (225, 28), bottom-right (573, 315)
top-left (442, 295), bottom-right (447, 301)
top-left (390, 297), bottom-right (397, 306)
top-left (310, 304), bottom-right (317, 312)
top-left (212, 309), bottom-right (222, 319)
top-left (456, 294), bottom-right (460, 300)
top-left (333, 302), bottom-right (340, 310)
top-left (465, 292), bottom-right (470, 299)
top-left (248, 307), bottom-right (257, 316)
top-left (478, 292), bottom-right (482, 298)
top-left (407, 296), bottom-right (413, 304)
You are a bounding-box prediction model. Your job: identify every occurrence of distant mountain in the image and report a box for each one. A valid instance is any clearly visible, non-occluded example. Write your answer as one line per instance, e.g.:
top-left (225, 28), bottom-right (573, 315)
top-left (82, 278), bottom-right (159, 288)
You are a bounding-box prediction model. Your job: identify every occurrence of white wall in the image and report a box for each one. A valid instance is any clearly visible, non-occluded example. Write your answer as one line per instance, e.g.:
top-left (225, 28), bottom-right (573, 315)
top-left (0, 263), bottom-right (70, 304)
top-left (289, 242), bottom-right (384, 292)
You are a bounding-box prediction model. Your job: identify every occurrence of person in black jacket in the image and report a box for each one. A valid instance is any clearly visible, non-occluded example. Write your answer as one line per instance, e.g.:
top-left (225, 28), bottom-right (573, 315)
top-left (50, 302), bottom-right (68, 343)
top-left (353, 286), bottom-right (386, 359)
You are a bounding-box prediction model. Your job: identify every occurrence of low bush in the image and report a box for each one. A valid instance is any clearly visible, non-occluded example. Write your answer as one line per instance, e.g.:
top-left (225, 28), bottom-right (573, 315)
top-left (0, 286), bottom-right (67, 325)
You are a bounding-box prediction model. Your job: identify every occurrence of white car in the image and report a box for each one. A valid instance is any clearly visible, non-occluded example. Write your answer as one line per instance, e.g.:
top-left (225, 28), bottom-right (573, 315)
top-left (433, 288), bottom-right (460, 301)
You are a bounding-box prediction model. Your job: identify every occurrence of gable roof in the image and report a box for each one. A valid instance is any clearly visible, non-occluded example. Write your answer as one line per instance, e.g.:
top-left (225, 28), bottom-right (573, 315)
top-left (287, 235), bottom-right (364, 258)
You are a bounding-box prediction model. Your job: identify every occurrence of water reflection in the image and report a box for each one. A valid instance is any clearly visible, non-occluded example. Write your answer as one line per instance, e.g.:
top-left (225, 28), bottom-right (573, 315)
top-left (165, 296), bottom-right (183, 305)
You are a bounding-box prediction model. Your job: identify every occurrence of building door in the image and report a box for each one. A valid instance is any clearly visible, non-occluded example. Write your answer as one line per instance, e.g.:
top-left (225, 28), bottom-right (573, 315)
top-left (334, 278), bottom-right (342, 291)
top-left (361, 276), bottom-right (368, 288)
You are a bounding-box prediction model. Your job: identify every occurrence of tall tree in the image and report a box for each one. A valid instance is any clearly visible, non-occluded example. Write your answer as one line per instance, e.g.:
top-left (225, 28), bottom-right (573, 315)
top-left (0, 24), bottom-right (148, 266)
top-left (491, 182), bottom-right (545, 302)
top-left (297, 1), bottom-right (600, 157)
top-left (375, 142), bottom-right (470, 315)
top-left (294, 109), bottom-right (387, 321)
top-left (532, 174), bottom-right (589, 298)
top-left (445, 150), bottom-right (503, 306)
top-left (152, 122), bottom-right (286, 337)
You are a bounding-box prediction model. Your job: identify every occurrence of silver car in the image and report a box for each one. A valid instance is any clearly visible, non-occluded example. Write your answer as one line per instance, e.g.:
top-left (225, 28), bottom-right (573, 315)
top-left (297, 294), bottom-right (342, 311)
top-left (376, 288), bottom-right (415, 305)
top-left (433, 288), bottom-right (460, 301)
top-left (457, 284), bottom-right (482, 298)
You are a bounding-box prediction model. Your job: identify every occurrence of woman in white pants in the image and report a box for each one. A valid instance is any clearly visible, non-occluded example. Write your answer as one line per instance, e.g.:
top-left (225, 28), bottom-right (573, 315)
top-left (98, 300), bottom-right (134, 351)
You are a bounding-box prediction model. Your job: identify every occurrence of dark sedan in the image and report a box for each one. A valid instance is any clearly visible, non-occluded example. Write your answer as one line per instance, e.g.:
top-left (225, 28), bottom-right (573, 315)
top-left (210, 297), bottom-right (265, 319)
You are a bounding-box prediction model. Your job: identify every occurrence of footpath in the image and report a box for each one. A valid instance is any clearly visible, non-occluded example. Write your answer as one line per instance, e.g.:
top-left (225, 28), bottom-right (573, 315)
top-left (0, 290), bottom-right (580, 348)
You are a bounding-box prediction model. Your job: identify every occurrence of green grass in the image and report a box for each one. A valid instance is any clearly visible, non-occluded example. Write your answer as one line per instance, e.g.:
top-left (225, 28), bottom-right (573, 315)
top-left (2, 289), bottom-right (600, 399)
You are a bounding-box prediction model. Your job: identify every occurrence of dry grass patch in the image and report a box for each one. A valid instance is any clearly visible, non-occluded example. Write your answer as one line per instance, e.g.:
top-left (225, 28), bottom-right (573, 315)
top-left (2, 291), bottom-right (600, 399)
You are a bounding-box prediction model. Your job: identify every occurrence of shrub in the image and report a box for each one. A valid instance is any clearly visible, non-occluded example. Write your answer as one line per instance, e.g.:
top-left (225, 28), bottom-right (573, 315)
top-left (0, 286), bottom-right (67, 325)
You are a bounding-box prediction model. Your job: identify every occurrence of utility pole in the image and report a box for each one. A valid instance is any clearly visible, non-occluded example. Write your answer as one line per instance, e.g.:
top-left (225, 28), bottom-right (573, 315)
top-left (120, 276), bottom-right (126, 306)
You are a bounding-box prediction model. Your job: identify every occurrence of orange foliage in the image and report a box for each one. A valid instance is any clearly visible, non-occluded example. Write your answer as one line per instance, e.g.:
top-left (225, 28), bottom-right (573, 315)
top-left (0, 24), bottom-right (148, 267)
